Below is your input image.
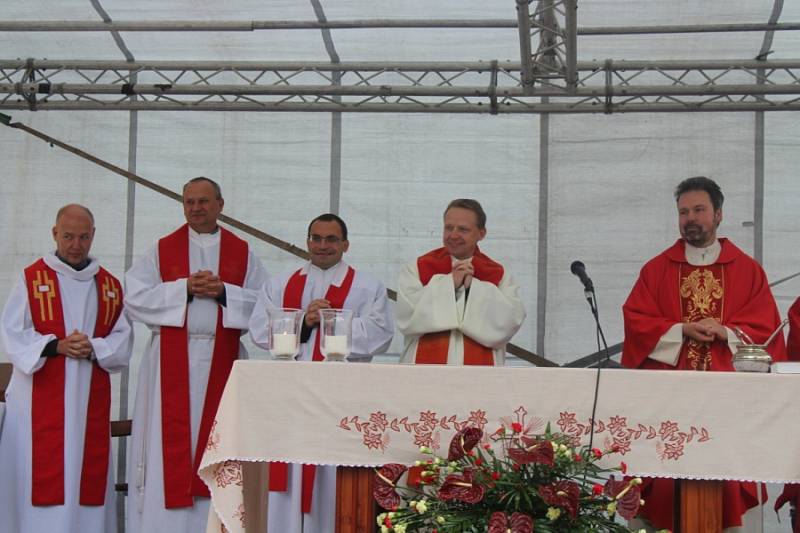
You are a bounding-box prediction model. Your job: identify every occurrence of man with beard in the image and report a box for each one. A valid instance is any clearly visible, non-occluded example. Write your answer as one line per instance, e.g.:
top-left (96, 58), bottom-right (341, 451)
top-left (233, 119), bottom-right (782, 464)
top-left (622, 176), bottom-right (787, 532)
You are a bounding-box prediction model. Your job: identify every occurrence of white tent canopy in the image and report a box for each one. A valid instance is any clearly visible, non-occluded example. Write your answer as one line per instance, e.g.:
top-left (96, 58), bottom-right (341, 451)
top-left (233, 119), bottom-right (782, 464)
top-left (1, 1), bottom-right (799, 530)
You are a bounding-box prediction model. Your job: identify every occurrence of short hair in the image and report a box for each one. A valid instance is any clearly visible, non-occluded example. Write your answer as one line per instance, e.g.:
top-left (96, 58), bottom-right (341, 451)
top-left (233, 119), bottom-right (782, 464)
top-left (55, 204), bottom-right (95, 225)
top-left (444, 199), bottom-right (486, 229)
top-left (307, 213), bottom-right (348, 241)
top-left (183, 176), bottom-right (223, 199)
top-left (674, 176), bottom-right (724, 211)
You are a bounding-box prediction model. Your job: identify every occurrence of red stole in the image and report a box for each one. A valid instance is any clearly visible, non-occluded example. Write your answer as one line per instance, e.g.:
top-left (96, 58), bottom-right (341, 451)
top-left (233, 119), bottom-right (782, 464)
top-left (157, 224), bottom-right (248, 508)
top-left (414, 247), bottom-right (503, 365)
top-left (24, 258), bottom-right (122, 506)
top-left (268, 264), bottom-right (356, 513)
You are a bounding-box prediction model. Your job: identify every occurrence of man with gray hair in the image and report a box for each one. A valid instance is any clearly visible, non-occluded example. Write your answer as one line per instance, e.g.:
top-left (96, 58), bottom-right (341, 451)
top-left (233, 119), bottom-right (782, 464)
top-left (397, 198), bottom-right (525, 366)
top-left (0, 204), bottom-right (132, 532)
top-left (125, 177), bottom-right (267, 533)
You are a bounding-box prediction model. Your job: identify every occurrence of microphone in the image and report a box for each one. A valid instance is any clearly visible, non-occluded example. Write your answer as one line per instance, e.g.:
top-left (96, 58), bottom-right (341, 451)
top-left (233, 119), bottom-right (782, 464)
top-left (570, 260), bottom-right (594, 292)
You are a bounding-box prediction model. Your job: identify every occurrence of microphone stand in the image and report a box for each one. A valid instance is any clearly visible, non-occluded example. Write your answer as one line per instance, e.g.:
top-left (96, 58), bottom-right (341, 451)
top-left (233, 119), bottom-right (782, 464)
top-left (582, 285), bottom-right (611, 459)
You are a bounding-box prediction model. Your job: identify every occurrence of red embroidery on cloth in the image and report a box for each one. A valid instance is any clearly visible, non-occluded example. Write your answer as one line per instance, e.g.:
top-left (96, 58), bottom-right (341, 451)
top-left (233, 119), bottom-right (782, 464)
top-left (340, 406), bottom-right (710, 460)
top-left (233, 503), bottom-right (246, 527)
top-left (206, 419), bottom-right (220, 452)
top-left (214, 460), bottom-right (243, 488)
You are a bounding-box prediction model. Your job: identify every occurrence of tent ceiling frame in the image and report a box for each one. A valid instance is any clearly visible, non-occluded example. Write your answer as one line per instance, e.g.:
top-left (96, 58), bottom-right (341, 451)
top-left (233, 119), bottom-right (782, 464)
top-left (516, 0), bottom-right (577, 92)
top-left (1, 20), bottom-right (799, 34)
top-left (2, 58), bottom-right (800, 113)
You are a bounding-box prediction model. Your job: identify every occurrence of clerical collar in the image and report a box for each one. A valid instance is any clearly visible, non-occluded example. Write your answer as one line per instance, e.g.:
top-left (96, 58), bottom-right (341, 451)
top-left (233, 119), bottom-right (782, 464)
top-left (55, 252), bottom-right (91, 271)
top-left (684, 239), bottom-right (721, 266)
top-left (450, 255), bottom-right (473, 264)
top-left (188, 225), bottom-right (221, 247)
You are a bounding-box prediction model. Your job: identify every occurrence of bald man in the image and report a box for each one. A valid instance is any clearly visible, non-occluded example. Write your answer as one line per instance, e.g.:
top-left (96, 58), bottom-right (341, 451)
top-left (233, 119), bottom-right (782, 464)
top-left (0, 204), bottom-right (132, 533)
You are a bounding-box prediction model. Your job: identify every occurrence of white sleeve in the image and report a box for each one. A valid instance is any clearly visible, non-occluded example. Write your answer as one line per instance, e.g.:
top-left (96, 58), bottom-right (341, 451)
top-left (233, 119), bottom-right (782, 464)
top-left (648, 323), bottom-right (685, 366)
top-left (221, 250), bottom-right (269, 330)
top-left (91, 305), bottom-right (133, 373)
top-left (396, 261), bottom-right (459, 337)
top-left (0, 274), bottom-right (50, 375)
top-left (349, 278), bottom-right (394, 360)
top-left (248, 283), bottom-right (272, 351)
top-left (124, 247), bottom-right (188, 328)
top-left (460, 272), bottom-right (526, 349)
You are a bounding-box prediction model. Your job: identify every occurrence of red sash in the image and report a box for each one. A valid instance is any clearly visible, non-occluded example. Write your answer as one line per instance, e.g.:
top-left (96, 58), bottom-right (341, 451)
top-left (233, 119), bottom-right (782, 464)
top-left (268, 264), bottom-right (356, 513)
top-left (24, 259), bottom-right (122, 506)
top-left (414, 247), bottom-right (503, 366)
top-left (157, 224), bottom-right (248, 508)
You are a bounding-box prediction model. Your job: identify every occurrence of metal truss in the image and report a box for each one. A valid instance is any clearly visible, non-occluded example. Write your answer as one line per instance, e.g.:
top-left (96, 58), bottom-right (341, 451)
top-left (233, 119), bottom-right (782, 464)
top-left (516, 0), bottom-right (577, 92)
top-left (2, 58), bottom-right (800, 113)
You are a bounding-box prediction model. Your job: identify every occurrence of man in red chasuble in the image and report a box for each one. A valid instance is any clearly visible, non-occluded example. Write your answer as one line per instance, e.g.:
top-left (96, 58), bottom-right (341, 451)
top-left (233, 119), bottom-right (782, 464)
top-left (397, 198), bottom-right (526, 366)
top-left (0, 204), bottom-right (132, 533)
top-left (125, 177), bottom-right (268, 533)
top-left (622, 176), bottom-right (787, 532)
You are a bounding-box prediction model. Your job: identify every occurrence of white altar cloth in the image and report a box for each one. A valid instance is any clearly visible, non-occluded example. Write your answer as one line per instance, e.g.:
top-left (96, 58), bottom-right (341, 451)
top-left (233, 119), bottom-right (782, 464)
top-left (199, 361), bottom-right (800, 533)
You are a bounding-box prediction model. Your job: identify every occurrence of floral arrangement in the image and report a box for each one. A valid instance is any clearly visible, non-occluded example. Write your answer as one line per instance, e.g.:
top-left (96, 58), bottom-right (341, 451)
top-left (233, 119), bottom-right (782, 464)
top-left (373, 423), bottom-right (648, 533)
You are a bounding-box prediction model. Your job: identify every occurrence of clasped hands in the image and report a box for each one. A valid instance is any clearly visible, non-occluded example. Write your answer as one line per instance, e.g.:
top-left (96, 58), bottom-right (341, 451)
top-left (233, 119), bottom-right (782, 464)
top-left (57, 329), bottom-right (93, 359)
top-left (682, 318), bottom-right (728, 343)
top-left (187, 270), bottom-right (225, 299)
top-left (304, 298), bottom-right (331, 327)
top-left (452, 259), bottom-right (474, 290)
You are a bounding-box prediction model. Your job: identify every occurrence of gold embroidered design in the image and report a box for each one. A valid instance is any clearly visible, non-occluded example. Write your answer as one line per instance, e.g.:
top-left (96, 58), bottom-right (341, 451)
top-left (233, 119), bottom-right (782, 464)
top-left (680, 269), bottom-right (723, 321)
top-left (679, 267), bottom-right (724, 371)
top-left (101, 277), bottom-right (120, 327)
top-left (31, 270), bottom-right (56, 322)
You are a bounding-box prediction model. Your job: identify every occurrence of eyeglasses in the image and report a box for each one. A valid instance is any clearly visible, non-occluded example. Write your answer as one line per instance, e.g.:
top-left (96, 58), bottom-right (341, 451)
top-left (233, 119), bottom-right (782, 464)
top-left (308, 234), bottom-right (342, 244)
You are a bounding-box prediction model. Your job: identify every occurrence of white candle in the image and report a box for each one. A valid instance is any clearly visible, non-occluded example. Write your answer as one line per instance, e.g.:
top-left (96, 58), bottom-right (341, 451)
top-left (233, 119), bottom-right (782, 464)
top-left (323, 335), bottom-right (349, 359)
top-left (272, 333), bottom-right (297, 358)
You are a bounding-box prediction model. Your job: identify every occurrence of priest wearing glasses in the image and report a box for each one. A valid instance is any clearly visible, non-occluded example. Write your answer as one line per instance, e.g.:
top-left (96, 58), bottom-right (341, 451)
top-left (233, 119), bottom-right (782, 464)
top-left (248, 212), bottom-right (394, 533)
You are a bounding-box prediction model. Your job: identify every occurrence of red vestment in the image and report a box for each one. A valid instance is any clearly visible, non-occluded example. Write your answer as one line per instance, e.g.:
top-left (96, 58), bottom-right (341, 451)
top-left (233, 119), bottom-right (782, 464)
top-left (414, 246), bottom-right (503, 365)
top-left (776, 297), bottom-right (800, 532)
top-left (787, 297), bottom-right (800, 360)
top-left (621, 238), bottom-right (786, 529)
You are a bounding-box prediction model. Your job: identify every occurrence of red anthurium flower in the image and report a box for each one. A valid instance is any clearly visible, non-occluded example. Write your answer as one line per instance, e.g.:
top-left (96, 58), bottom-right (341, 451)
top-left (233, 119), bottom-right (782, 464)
top-left (539, 480), bottom-right (581, 519)
top-left (373, 463), bottom-right (407, 510)
top-left (447, 427), bottom-right (483, 462)
top-left (592, 483), bottom-right (604, 496)
top-left (488, 511), bottom-right (534, 533)
top-left (604, 476), bottom-right (642, 520)
top-left (592, 447), bottom-right (603, 458)
top-left (508, 439), bottom-right (555, 467)
top-left (511, 422), bottom-right (523, 433)
top-left (438, 468), bottom-right (485, 504)
top-left (491, 471), bottom-right (501, 481)
top-left (620, 461), bottom-right (628, 474)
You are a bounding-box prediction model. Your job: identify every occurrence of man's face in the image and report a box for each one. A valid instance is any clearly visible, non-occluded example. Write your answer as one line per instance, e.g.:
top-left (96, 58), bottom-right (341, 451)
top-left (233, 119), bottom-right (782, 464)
top-left (443, 207), bottom-right (486, 260)
top-left (183, 180), bottom-right (223, 233)
top-left (52, 208), bottom-right (95, 267)
top-left (307, 220), bottom-right (349, 270)
top-left (677, 189), bottom-right (721, 248)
